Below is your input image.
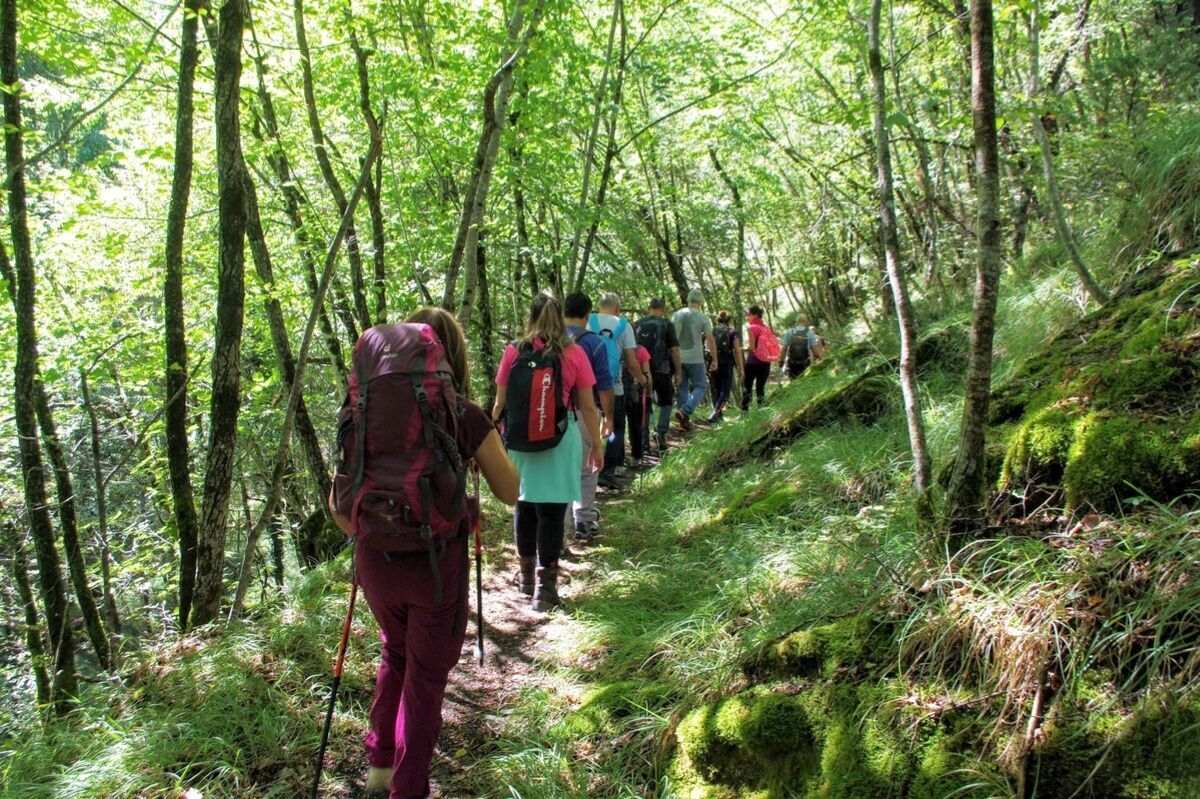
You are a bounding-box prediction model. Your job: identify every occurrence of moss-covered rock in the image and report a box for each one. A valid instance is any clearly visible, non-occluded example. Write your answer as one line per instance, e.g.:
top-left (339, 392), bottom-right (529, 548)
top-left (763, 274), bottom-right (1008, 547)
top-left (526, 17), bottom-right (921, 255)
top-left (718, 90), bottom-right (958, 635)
top-left (758, 616), bottom-right (877, 680)
top-left (1061, 412), bottom-right (1191, 511)
top-left (559, 680), bottom-right (678, 740)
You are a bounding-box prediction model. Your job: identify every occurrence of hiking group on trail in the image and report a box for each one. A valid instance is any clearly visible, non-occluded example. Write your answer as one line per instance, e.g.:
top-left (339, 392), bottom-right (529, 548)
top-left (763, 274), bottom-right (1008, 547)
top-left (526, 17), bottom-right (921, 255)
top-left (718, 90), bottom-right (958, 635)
top-left (325, 291), bottom-right (823, 799)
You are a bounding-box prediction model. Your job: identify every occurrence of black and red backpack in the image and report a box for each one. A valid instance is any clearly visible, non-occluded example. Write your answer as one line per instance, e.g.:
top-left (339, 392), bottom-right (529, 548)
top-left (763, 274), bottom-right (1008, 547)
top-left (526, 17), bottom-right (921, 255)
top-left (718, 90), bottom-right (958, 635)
top-left (503, 341), bottom-right (570, 452)
top-left (332, 323), bottom-right (468, 600)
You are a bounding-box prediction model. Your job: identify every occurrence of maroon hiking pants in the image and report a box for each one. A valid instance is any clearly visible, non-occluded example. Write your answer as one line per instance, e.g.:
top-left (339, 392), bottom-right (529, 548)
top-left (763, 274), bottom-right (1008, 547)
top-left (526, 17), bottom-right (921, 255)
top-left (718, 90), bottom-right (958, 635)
top-left (356, 540), bottom-right (467, 799)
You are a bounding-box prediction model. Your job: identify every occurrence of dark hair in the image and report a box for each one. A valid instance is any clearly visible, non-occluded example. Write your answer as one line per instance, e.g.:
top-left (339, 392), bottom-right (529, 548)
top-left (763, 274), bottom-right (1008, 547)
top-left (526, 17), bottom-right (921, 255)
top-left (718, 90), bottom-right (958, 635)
top-left (564, 291), bottom-right (592, 318)
top-left (649, 297), bottom-right (666, 310)
top-left (716, 310), bottom-right (731, 324)
top-left (406, 307), bottom-right (470, 397)
top-left (747, 304), bottom-right (764, 319)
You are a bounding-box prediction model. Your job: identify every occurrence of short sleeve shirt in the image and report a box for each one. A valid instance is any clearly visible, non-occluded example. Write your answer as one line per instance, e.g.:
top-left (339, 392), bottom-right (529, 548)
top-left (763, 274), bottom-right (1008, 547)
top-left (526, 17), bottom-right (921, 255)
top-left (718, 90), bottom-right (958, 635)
top-left (589, 313), bottom-right (636, 396)
top-left (495, 339), bottom-right (597, 407)
top-left (566, 325), bottom-right (613, 392)
top-left (672, 307), bottom-right (713, 365)
top-left (745, 320), bottom-right (774, 365)
top-left (455, 401), bottom-right (496, 460)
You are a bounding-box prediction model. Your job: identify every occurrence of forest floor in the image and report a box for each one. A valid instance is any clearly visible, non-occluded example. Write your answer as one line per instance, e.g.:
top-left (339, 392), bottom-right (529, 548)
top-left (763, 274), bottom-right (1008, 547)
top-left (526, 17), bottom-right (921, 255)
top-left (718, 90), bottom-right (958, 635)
top-left (328, 423), bottom-right (693, 798)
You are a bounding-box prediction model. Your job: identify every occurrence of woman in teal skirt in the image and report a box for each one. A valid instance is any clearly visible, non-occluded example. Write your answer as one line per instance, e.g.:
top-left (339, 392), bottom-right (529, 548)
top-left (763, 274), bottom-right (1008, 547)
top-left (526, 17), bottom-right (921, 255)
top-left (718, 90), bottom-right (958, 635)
top-left (493, 292), bottom-right (603, 610)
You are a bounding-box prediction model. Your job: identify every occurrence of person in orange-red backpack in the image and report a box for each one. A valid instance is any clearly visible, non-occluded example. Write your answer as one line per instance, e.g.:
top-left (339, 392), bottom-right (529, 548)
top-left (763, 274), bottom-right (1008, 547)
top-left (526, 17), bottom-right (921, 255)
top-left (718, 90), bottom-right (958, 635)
top-left (741, 304), bottom-right (779, 411)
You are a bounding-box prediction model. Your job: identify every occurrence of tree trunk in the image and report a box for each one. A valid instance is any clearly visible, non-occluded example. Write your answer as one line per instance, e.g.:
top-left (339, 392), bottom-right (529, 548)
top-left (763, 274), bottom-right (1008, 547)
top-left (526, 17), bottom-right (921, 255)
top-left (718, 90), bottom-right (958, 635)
top-left (1029, 0), bottom-right (1107, 304)
top-left (567, 0), bottom-right (621, 288)
top-left (243, 161), bottom-right (331, 506)
top-left (79, 370), bottom-right (122, 646)
top-left (346, 8), bottom-right (387, 323)
top-left (869, 0), bottom-right (933, 496)
top-left (446, 0), bottom-right (547, 318)
top-left (164, 0), bottom-right (204, 632)
top-left (294, 0), bottom-right (371, 332)
top-left (476, 233), bottom-right (498, 410)
top-left (246, 22), bottom-right (347, 384)
top-left (6, 522), bottom-right (52, 710)
top-left (946, 0), bottom-right (1004, 535)
top-left (2, 0), bottom-right (77, 711)
top-left (191, 0), bottom-right (247, 626)
top-left (709, 146), bottom-right (746, 324)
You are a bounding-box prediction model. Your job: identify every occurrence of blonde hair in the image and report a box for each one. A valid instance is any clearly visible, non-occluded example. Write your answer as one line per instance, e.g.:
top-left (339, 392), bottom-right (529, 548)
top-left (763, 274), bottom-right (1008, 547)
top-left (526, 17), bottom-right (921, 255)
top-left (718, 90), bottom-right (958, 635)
top-left (519, 291), bottom-right (572, 358)
top-left (405, 307), bottom-right (470, 397)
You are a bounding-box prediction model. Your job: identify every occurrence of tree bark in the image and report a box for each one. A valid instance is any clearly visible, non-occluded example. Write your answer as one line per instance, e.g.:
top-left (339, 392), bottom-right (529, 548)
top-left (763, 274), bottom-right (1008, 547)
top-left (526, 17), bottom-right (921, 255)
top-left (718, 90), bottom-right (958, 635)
top-left (446, 0), bottom-right (547, 317)
top-left (946, 0), bottom-right (1004, 534)
top-left (164, 0), bottom-right (205, 631)
top-left (191, 0), bottom-right (247, 627)
top-left (6, 521), bottom-right (52, 710)
top-left (246, 19), bottom-right (347, 384)
top-left (1030, 0), bottom-right (1107, 304)
top-left (2, 0), bottom-right (78, 712)
top-left (294, 0), bottom-right (371, 332)
top-left (869, 0), bottom-right (933, 496)
top-left (346, 6), bottom-right (387, 323)
top-left (79, 370), bottom-right (122, 648)
top-left (567, 0), bottom-right (621, 288)
top-left (708, 146), bottom-right (746, 325)
top-left (476, 232), bottom-right (497, 410)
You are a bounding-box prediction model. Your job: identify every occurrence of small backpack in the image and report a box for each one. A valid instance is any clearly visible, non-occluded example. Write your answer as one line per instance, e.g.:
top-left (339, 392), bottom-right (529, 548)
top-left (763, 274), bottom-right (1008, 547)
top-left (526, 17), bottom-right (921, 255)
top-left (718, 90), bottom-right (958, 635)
top-left (713, 323), bottom-right (735, 362)
top-left (636, 317), bottom-right (671, 375)
top-left (504, 342), bottom-right (570, 452)
top-left (588, 314), bottom-right (629, 385)
top-left (786, 326), bottom-right (812, 368)
top-left (332, 323), bottom-right (467, 601)
top-left (752, 323), bottom-right (782, 362)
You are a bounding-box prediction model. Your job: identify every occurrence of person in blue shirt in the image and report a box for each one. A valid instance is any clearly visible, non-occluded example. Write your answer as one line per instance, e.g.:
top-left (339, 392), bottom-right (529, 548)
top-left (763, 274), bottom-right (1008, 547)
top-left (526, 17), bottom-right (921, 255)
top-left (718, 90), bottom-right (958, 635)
top-left (564, 292), bottom-right (613, 543)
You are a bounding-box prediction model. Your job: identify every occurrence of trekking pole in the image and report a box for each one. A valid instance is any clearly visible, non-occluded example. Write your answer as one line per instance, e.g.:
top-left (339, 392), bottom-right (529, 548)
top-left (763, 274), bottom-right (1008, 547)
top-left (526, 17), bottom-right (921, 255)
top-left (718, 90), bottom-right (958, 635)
top-left (472, 466), bottom-right (485, 665)
top-left (311, 567), bottom-right (359, 799)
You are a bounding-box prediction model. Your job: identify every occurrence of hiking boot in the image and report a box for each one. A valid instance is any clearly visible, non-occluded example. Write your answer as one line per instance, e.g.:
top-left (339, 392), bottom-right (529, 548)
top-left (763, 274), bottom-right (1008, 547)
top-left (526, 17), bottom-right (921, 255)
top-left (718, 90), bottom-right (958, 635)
top-left (574, 521), bottom-right (598, 542)
top-left (612, 465), bottom-right (627, 477)
top-left (533, 563), bottom-right (562, 611)
top-left (365, 766), bottom-right (392, 796)
top-left (598, 473), bottom-right (622, 491)
top-left (655, 431), bottom-right (669, 453)
top-left (518, 556), bottom-right (536, 596)
top-left (675, 410), bottom-right (692, 431)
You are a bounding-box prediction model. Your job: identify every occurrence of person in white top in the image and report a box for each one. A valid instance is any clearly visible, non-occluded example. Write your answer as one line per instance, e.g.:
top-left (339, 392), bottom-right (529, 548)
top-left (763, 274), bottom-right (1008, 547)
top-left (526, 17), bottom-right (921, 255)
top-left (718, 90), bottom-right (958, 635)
top-left (589, 292), bottom-right (644, 485)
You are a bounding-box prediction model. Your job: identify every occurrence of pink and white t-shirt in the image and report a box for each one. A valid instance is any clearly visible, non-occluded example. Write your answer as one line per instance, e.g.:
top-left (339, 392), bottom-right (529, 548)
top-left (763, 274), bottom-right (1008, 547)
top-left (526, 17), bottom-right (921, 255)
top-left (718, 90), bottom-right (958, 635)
top-left (495, 338), bottom-right (597, 407)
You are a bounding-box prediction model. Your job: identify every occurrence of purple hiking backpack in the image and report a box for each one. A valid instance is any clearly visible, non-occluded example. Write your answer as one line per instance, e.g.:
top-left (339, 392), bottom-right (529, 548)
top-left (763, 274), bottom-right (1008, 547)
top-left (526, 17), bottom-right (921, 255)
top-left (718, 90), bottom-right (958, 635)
top-left (333, 323), bottom-right (467, 601)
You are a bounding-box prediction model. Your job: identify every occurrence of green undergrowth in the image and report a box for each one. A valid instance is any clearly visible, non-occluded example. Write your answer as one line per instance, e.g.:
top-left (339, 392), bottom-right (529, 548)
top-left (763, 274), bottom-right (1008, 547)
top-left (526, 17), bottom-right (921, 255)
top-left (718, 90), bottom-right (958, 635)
top-left (0, 557), bottom-right (377, 799)
top-left (486, 264), bottom-right (1200, 798)
top-left (993, 258), bottom-right (1200, 514)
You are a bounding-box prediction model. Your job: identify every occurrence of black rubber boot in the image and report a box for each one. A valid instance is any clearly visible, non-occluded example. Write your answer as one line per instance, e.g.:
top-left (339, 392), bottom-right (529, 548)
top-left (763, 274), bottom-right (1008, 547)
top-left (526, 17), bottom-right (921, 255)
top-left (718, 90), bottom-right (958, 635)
top-left (518, 556), bottom-right (536, 597)
top-left (532, 563), bottom-right (562, 612)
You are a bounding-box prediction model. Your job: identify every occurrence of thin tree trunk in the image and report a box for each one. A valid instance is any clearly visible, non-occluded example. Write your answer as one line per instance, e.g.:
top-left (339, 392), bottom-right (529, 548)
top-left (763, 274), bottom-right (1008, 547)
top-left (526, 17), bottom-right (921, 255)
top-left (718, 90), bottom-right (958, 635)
top-left (246, 21), bottom-right (347, 383)
top-left (243, 160), bottom-right (332, 506)
top-left (5, 522), bottom-right (51, 710)
top-left (164, 0), bottom-right (204, 632)
top-left (946, 0), bottom-right (1004, 535)
top-left (229, 131), bottom-right (382, 621)
top-left (476, 232), bottom-right (497, 410)
top-left (567, 0), bottom-right (621, 288)
top-left (2, 0), bottom-right (77, 711)
top-left (1030, 0), bottom-right (1107, 304)
top-left (191, 0), bottom-right (247, 627)
top-left (446, 0), bottom-right (547, 315)
top-left (870, 0), bottom-right (933, 497)
top-left (294, 0), bottom-right (371, 332)
top-left (346, 6), bottom-right (387, 323)
top-left (79, 371), bottom-right (121, 646)
top-left (709, 146), bottom-right (746, 324)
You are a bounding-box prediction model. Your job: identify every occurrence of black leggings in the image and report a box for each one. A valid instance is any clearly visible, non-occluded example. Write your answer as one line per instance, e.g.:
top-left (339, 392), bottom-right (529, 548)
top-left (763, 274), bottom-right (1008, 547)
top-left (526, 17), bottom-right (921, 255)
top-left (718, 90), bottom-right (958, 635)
top-left (514, 501), bottom-right (568, 567)
top-left (741, 362), bottom-right (771, 409)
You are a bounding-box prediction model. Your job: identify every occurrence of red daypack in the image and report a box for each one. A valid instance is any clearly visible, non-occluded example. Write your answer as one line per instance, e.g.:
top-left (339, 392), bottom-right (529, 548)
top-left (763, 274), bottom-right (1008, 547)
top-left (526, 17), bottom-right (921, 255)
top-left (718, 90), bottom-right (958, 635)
top-left (333, 323), bottom-right (467, 600)
top-left (752, 323), bottom-right (782, 362)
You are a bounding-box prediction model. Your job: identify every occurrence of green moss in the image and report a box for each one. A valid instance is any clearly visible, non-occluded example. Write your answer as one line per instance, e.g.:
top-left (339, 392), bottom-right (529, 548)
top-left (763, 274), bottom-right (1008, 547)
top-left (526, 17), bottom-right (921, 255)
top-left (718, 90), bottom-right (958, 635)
top-left (1000, 404), bottom-right (1081, 488)
top-left (762, 616), bottom-right (875, 679)
top-left (560, 680), bottom-right (676, 739)
top-left (1062, 413), bottom-right (1188, 511)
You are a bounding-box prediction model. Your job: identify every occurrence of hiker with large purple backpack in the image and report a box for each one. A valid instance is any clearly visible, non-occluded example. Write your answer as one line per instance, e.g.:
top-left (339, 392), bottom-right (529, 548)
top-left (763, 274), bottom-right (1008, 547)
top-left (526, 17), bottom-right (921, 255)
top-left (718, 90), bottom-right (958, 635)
top-left (492, 292), bottom-right (603, 611)
top-left (328, 308), bottom-right (518, 799)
